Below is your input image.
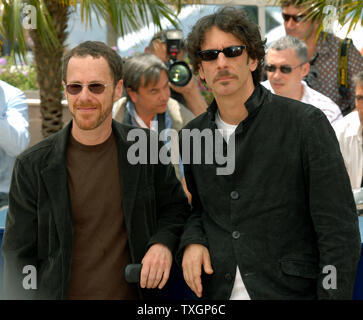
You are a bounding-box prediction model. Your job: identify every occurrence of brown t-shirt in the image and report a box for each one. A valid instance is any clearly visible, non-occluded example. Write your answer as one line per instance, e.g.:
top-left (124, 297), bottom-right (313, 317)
top-left (66, 132), bottom-right (138, 300)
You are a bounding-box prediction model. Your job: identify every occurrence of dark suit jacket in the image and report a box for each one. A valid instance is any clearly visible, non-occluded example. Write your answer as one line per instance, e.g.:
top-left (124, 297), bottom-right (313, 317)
top-left (178, 85), bottom-right (361, 300)
top-left (2, 120), bottom-right (189, 299)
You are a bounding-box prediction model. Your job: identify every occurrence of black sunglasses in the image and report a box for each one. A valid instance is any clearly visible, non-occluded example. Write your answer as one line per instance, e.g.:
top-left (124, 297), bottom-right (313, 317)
top-left (282, 13), bottom-right (306, 23)
top-left (198, 45), bottom-right (247, 61)
top-left (65, 82), bottom-right (113, 95)
top-left (264, 63), bottom-right (305, 74)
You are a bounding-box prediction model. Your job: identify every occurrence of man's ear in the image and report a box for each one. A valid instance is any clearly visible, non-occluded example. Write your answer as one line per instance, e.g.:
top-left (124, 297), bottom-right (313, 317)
top-left (248, 56), bottom-right (258, 72)
top-left (126, 87), bottom-right (138, 104)
top-left (62, 81), bottom-right (68, 99)
top-left (301, 62), bottom-right (310, 78)
top-left (113, 79), bottom-right (124, 102)
top-left (198, 63), bottom-right (205, 81)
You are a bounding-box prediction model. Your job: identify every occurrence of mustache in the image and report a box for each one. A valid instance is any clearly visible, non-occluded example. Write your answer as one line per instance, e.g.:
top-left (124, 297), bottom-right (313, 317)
top-left (213, 70), bottom-right (238, 83)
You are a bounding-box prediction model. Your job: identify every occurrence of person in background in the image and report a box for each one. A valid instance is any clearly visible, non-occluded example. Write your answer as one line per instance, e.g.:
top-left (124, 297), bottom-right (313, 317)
top-left (262, 35), bottom-right (342, 125)
top-left (281, 0), bottom-right (363, 116)
top-left (0, 80), bottom-right (30, 211)
top-left (178, 6), bottom-right (361, 300)
top-left (146, 30), bottom-right (207, 116)
top-left (334, 71), bottom-right (363, 189)
top-left (113, 53), bottom-right (194, 203)
top-left (2, 41), bottom-right (189, 300)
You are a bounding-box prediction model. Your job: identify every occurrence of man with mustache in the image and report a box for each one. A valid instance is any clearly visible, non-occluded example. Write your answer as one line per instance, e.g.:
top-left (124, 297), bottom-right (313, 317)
top-left (2, 41), bottom-right (190, 299)
top-left (261, 35), bottom-right (342, 125)
top-left (178, 7), bottom-right (361, 300)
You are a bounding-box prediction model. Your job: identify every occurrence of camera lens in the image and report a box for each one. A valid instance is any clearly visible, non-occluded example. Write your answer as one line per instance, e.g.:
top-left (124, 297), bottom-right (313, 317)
top-left (168, 61), bottom-right (192, 87)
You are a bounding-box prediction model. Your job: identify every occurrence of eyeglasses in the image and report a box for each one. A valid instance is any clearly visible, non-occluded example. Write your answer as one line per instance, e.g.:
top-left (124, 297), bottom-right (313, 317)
top-left (65, 82), bottom-right (113, 95)
top-left (264, 62), bottom-right (306, 74)
top-left (198, 45), bottom-right (247, 61)
top-left (356, 95), bottom-right (363, 102)
top-left (282, 13), bottom-right (306, 23)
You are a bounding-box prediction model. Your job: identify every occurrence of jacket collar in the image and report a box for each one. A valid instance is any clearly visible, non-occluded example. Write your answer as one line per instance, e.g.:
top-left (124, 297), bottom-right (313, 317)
top-left (206, 84), bottom-right (269, 130)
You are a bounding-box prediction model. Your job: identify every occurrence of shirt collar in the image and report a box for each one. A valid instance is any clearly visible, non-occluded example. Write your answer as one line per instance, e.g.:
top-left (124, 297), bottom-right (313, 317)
top-left (125, 99), bottom-right (171, 131)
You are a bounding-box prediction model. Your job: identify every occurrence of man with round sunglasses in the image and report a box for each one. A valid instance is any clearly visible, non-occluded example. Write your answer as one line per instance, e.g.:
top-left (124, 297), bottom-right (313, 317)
top-left (262, 35), bottom-right (342, 124)
top-left (1, 41), bottom-right (190, 299)
top-left (177, 6), bottom-right (361, 300)
top-left (281, 0), bottom-right (363, 116)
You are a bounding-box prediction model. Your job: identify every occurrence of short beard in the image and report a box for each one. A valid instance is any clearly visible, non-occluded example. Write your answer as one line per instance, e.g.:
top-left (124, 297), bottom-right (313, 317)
top-left (72, 92), bottom-right (115, 131)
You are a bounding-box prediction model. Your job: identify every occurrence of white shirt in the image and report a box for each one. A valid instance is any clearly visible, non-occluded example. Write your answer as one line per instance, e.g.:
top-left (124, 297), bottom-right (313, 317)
top-left (333, 111), bottom-right (363, 189)
top-left (215, 111), bottom-right (237, 143)
top-left (215, 111), bottom-right (251, 300)
top-left (261, 80), bottom-right (343, 124)
top-left (0, 80), bottom-right (30, 193)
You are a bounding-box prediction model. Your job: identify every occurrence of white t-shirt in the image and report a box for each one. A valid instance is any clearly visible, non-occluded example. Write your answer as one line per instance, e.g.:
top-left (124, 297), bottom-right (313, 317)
top-left (215, 110), bottom-right (251, 300)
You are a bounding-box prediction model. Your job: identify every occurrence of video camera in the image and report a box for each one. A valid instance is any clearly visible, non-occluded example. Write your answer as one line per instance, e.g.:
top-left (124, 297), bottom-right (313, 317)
top-left (163, 29), bottom-right (192, 87)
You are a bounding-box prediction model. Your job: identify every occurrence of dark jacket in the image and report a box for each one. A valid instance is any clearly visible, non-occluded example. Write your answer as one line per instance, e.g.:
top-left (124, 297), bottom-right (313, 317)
top-left (178, 84), bottom-right (361, 300)
top-left (2, 120), bottom-right (189, 299)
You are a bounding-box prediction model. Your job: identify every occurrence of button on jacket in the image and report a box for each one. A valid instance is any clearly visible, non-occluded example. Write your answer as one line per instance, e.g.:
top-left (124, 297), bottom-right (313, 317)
top-left (178, 84), bottom-right (361, 300)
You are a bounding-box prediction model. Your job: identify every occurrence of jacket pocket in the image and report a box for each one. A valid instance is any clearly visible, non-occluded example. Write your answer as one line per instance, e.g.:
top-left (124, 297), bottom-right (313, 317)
top-left (280, 260), bottom-right (318, 279)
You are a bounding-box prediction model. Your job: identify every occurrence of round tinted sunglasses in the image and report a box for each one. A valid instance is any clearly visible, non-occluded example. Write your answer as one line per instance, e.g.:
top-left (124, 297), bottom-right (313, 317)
top-left (65, 82), bottom-right (113, 95)
top-left (282, 13), bottom-right (306, 23)
top-left (264, 63), bottom-right (305, 74)
top-left (198, 45), bottom-right (247, 61)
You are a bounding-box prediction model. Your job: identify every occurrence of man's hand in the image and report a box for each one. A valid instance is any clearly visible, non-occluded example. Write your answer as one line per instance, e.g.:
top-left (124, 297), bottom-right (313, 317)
top-left (140, 243), bottom-right (172, 289)
top-left (146, 39), bottom-right (167, 62)
top-left (169, 76), bottom-right (195, 96)
top-left (182, 244), bottom-right (214, 298)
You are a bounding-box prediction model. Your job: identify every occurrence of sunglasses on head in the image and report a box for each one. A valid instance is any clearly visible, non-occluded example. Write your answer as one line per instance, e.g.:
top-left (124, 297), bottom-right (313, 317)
top-left (264, 63), bottom-right (305, 74)
top-left (198, 45), bottom-right (247, 61)
top-left (282, 13), bottom-right (306, 23)
top-left (65, 82), bottom-right (113, 95)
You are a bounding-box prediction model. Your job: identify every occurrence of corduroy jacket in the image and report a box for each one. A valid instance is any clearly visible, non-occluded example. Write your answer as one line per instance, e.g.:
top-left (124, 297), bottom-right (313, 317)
top-left (2, 120), bottom-right (189, 299)
top-left (178, 85), bottom-right (361, 300)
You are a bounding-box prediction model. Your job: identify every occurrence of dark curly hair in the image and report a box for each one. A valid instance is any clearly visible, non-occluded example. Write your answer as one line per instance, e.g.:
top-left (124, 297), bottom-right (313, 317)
top-left (186, 6), bottom-right (266, 86)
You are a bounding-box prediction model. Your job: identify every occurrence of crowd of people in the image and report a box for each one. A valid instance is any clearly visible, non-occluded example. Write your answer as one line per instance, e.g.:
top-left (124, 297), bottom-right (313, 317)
top-left (1, 1), bottom-right (363, 300)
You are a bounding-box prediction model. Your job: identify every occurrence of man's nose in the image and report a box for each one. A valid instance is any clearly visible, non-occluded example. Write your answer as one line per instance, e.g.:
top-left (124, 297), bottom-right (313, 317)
top-left (216, 52), bottom-right (228, 69)
top-left (270, 68), bottom-right (282, 79)
top-left (77, 85), bottom-right (93, 101)
top-left (161, 87), bottom-right (170, 101)
top-left (284, 18), bottom-right (296, 30)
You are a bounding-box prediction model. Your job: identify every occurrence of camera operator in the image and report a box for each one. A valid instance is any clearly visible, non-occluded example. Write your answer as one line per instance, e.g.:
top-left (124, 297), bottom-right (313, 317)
top-left (145, 30), bottom-right (207, 116)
